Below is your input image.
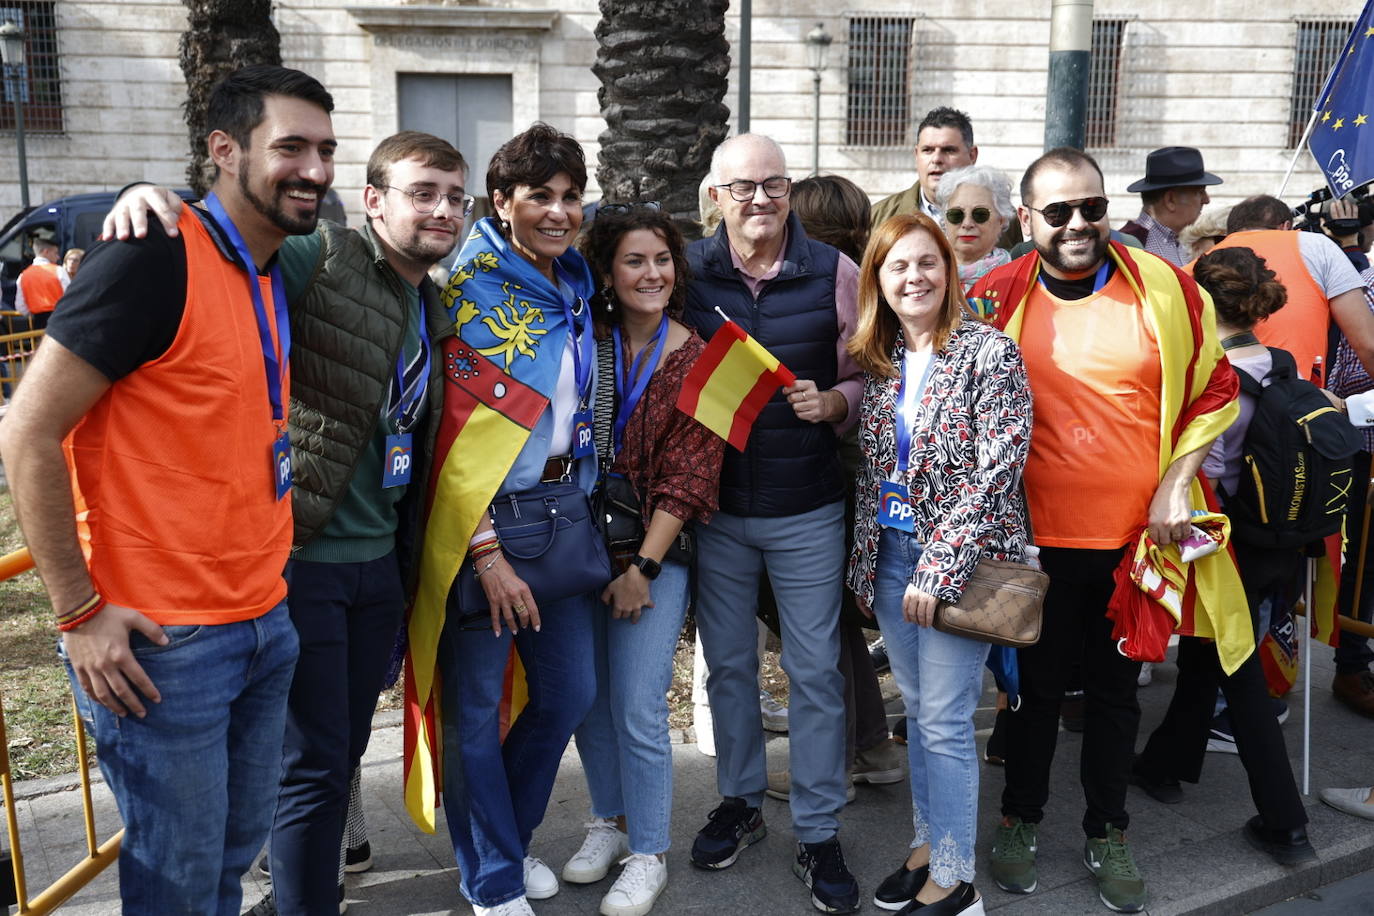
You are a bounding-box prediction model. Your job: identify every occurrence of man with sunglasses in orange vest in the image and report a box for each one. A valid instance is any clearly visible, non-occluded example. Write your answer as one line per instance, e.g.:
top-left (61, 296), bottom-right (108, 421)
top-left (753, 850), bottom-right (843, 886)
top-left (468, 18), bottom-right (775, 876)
top-left (0, 65), bottom-right (336, 915)
top-left (969, 147), bottom-right (1250, 914)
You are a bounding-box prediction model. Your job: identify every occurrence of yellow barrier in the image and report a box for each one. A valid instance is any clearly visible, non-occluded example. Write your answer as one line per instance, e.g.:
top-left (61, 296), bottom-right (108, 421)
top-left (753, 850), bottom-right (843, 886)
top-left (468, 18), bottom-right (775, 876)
top-left (0, 313), bottom-right (44, 404)
top-left (0, 547), bottom-right (123, 914)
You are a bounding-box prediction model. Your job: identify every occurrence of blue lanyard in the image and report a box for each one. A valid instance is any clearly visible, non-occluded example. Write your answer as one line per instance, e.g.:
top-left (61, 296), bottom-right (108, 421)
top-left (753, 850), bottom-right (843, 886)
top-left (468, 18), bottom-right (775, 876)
top-left (391, 312), bottom-right (431, 434)
top-left (553, 263), bottom-right (594, 408)
top-left (893, 352), bottom-right (938, 477)
top-left (612, 314), bottom-right (669, 454)
top-left (1037, 258), bottom-right (1112, 294)
top-left (205, 193), bottom-right (290, 422)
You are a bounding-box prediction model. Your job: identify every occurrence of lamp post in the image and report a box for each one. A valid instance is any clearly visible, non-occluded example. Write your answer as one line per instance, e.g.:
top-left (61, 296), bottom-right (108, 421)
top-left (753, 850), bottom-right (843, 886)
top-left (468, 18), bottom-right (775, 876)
top-left (0, 21), bottom-right (29, 210)
top-left (805, 22), bottom-right (832, 176)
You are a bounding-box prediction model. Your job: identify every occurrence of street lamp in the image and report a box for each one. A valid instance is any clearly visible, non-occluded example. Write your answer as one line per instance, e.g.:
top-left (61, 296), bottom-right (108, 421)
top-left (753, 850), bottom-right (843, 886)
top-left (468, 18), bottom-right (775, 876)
top-left (805, 22), bottom-right (832, 176)
top-left (0, 20), bottom-right (29, 210)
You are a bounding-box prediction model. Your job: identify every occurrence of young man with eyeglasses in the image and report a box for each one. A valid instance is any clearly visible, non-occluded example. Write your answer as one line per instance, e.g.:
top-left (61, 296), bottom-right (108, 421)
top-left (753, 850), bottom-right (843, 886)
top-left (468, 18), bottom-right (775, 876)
top-left (682, 133), bottom-right (865, 913)
top-left (969, 148), bottom-right (1247, 914)
top-left (107, 130), bottom-right (470, 915)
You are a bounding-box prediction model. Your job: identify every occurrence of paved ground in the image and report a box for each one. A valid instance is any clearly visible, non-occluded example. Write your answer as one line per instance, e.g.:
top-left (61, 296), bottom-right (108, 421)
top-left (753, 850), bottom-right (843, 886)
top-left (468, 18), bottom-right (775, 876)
top-left (6, 641), bottom-right (1374, 915)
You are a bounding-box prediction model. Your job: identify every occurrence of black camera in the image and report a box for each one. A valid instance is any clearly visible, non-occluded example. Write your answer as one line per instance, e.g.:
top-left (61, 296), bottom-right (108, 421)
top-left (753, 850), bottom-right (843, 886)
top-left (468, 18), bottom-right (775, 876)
top-left (1291, 182), bottom-right (1374, 236)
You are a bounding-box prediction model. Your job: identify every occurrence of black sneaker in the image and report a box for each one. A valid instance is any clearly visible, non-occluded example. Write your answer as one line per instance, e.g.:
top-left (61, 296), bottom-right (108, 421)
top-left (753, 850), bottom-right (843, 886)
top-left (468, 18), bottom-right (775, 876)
top-left (869, 637), bottom-right (890, 673)
top-left (344, 840), bottom-right (372, 874)
top-left (793, 837), bottom-right (860, 913)
top-left (690, 797), bottom-right (766, 869)
top-left (1207, 710), bottom-right (1237, 754)
top-left (896, 881), bottom-right (980, 915)
top-left (245, 885), bottom-right (348, 914)
top-left (873, 860), bottom-right (928, 910)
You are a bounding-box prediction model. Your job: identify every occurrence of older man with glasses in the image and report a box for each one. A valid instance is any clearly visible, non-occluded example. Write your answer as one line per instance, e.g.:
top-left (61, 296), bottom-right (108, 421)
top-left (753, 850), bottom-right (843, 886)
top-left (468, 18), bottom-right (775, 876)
top-left (680, 133), bottom-right (864, 914)
top-left (969, 147), bottom-right (1249, 914)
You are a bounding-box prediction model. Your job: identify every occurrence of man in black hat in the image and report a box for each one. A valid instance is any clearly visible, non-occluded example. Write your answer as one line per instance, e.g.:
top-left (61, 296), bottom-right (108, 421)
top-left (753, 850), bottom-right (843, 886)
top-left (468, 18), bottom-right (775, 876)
top-left (1121, 147), bottom-right (1223, 267)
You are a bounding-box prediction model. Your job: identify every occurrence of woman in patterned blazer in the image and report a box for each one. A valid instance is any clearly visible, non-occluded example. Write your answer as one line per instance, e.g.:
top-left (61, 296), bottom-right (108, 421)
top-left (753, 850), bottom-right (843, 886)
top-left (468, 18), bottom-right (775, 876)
top-left (846, 212), bottom-right (1033, 916)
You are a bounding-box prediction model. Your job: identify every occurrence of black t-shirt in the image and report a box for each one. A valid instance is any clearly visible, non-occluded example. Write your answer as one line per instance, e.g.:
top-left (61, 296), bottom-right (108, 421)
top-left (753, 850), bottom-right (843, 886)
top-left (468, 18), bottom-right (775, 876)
top-left (1038, 260), bottom-right (1115, 301)
top-left (46, 210), bottom-right (260, 382)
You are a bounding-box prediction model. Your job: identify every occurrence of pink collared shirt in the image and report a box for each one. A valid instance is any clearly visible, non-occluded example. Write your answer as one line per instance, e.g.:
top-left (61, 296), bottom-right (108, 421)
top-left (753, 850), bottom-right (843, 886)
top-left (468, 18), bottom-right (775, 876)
top-left (725, 228), bottom-right (863, 432)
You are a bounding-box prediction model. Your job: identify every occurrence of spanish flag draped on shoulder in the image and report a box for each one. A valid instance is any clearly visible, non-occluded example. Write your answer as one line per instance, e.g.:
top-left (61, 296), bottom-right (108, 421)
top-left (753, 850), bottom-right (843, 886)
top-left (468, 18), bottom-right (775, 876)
top-left (677, 307), bottom-right (797, 450)
top-left (402, 218), bottom-right (595, 833)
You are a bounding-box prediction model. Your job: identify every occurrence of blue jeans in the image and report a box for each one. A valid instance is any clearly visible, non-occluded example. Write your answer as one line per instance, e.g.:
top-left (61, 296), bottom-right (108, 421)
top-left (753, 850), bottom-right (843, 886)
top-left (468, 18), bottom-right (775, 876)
top-left (270, 555), bottom-right (405, 914)
top-left (574, 560), bottom-right (691, 854)
top-left (694, 502), bottom-right (848, 842)
top-left (873, 529), bottom-right (988, 888)
top-left (439, 590), bottom-right (597, 906)
top-left (61, 602), bottom-right (298, 915)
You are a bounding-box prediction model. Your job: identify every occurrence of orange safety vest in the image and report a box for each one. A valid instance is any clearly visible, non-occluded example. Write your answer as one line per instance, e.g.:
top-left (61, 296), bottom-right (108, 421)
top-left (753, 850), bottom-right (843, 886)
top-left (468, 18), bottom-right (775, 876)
top-left (64, 208), bottom-right (292, 626)
top-left (1205, 230), bottom-right (1330, 380)
top-left (18, 261), bottom-right (63, 314)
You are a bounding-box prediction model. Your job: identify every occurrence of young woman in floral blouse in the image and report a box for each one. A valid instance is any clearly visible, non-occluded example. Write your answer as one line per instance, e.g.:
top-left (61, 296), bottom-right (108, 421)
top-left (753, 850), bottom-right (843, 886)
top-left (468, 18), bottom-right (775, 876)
top-left (563, 207), bottom-right (724, 916)
top-left (846, 213), bottom-right (1032, 916)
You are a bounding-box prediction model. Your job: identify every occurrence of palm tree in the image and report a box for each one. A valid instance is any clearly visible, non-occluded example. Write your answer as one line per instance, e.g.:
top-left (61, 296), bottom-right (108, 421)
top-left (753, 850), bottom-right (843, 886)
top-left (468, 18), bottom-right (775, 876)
top-left (592, 0), bottom-right (731, 239)
top-left (179, 0), bottom-right (281, 194)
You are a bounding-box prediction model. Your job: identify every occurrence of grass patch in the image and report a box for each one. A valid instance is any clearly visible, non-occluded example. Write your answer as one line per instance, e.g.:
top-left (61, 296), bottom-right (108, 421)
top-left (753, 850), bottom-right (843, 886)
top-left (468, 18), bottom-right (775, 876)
top-left (0, 489), bottom-right (85, 780)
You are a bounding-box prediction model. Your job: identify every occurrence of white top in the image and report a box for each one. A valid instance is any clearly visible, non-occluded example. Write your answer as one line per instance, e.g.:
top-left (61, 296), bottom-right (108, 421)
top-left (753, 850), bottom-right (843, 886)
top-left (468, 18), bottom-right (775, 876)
top-left (901, 348), bottom-right (935, 433)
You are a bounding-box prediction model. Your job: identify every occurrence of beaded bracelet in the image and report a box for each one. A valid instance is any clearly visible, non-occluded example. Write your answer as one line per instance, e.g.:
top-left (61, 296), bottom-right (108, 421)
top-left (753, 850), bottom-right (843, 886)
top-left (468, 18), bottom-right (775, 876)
top-left (56, 592), bottom-right (108, 632)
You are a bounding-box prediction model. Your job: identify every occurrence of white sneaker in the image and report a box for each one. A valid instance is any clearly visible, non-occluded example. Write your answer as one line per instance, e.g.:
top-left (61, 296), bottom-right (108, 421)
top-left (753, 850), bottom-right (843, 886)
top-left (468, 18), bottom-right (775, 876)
top-left (760, 689), bottom-right (789, 734)
top-left (694, 703), bottom-right (716, 757)
top-left (473, 896), bottom-right (535, 916)
top-left (523, 856), bottom-right (559, 900)
top-left (562, 819), bottom-right (629, 884)
top-left (600, 853), bottom-right (667, 916)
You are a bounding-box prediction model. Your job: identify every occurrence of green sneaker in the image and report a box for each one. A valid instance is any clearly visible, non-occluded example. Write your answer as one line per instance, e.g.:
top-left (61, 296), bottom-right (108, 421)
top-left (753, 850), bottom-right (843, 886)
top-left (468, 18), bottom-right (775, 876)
top-left (1084, 827), bottom-right (1147, 913)
top-left (990, 817), bottom-right (1038, 893)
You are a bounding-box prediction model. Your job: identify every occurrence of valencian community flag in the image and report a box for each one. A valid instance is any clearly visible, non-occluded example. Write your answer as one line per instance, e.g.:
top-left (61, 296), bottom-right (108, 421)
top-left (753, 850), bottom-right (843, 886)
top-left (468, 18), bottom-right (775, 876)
top-left (1309, 0), bottom-right (1374, 196)
top-left (676, 313), bottom-right (796, 451)
top-left (402, 217), bottom-right (595, 832)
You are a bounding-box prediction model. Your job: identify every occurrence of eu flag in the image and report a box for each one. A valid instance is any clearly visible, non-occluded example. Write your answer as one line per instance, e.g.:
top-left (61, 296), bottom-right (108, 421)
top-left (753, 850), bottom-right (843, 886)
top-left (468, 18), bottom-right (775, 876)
top-left (1309, 0), bottom-right (1374, 196)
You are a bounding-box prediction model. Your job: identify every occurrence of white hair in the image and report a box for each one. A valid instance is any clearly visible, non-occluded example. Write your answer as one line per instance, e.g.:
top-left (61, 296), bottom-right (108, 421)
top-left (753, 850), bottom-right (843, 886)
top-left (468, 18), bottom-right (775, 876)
top-left (934, 165), bottom-right (1015, 223)
top-left (709, 133), bottom-right (787, 185)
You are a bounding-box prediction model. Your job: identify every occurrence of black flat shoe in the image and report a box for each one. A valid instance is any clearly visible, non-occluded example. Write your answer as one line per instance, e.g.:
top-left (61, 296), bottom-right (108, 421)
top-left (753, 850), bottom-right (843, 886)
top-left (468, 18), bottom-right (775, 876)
top-left (873, 860), bottom-right (929, 911)
top-left (897, 881), bottom-right (983, 915)
top-left (1129, 757), bottom-right (1183, 805)
top-left (1243, 815), bottom-right (1317, 866)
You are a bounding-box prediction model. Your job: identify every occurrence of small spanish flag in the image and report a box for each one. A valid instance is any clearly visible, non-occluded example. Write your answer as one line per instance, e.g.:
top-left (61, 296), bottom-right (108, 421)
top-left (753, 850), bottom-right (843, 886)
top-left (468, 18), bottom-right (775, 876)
top-left (677, 314), bottom-right (795, 451)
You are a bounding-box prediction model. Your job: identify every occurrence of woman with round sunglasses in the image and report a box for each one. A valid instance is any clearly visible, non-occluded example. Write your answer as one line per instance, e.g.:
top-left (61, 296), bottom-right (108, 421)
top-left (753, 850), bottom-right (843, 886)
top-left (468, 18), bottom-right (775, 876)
top-left (561, 205), bottom-right (724, 916)
top-left (848, 213), bottom-right (1032, 916)
top-left (433, 123), bottom-right (606, 916)
top-left (934, 166), bottom-right (1015, 294)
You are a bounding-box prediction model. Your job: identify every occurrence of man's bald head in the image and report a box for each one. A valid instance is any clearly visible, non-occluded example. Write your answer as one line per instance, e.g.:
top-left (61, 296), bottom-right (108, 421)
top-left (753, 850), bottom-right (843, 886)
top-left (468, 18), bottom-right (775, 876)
top-left (708, 133), bottom-right (791, 250)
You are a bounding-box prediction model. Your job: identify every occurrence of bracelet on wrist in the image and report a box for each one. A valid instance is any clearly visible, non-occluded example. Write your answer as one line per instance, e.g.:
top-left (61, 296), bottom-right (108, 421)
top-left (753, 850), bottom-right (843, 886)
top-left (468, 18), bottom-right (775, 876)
top-left (469, 529), bottom-right (498, 549)
top-left (473, 554), bottom-right (501, 578)
top-left (470, 540), bottom-right (503, 561)
top-left (56, 592), bottom-right (108, 631)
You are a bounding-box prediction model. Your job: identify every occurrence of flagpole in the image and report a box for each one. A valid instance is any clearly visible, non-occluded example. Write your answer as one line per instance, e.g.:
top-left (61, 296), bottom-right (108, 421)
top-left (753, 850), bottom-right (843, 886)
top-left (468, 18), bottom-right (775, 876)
top-left (1276, 109), bottom-right (1321, 200)
top-left (1302, 557), bottom-right (1314, 796)
top-left (714, 306), bottom-right (732, 323)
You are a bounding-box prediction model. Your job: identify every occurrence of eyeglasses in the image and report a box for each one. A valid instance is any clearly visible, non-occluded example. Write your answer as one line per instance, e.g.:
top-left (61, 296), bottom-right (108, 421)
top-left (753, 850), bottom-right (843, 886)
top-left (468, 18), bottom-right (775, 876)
top-left (945, 207), bottom-right (992, 225)
top-left (713, 177), bottom-right (792, 202)
top-left (599, 200), bottom-right (662, 216)
top-left (1028, 197), bottom-right (1109, 228)
top-left (385, 186), bottom-right (476, 218)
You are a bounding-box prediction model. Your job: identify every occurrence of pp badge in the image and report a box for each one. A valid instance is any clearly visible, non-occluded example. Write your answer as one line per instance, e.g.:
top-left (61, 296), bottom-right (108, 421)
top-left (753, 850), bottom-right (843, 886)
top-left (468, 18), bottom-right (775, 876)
top-left (877, 481), bottom-right (914, 531)
top-left (272, 431), bottom-right (292, 501)
top-left (383, 433), bottom-right (413, 488)
top-left (572, 408), bottom-right (595, 459)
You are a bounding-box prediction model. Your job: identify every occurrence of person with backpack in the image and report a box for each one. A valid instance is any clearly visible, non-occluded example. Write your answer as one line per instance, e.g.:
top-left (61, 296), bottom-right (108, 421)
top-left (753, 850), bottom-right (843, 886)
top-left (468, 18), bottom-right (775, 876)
top-left (1131, 246), bottom-right (1344, 866)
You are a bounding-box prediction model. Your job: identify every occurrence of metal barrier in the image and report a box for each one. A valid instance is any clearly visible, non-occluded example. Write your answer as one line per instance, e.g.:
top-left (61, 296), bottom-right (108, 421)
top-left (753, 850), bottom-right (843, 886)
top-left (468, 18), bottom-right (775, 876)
top-left (0, 548), bottom-right (122, 914)
top-left (0, 312), bottom-right (44, 404)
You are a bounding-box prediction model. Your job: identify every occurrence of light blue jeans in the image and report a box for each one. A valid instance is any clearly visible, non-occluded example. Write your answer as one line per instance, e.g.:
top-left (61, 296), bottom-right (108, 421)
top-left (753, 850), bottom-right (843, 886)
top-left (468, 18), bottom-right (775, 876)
top-left (873, 528), bottom-right (989, 888)
top-left (60, 602), bottom-right (299, 915)
top-left (574, 559), bottom-right (691, 854)
top-left (694, 501), bottom-right (848, 843)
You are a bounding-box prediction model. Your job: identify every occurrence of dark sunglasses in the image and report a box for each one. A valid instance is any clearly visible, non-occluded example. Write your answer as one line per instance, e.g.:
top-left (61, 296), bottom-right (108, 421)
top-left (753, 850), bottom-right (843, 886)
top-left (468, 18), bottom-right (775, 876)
top-left (1028, 197), bottom-right (1109, 228)
top-left (599, 200), bottom-right (662, 216)
top-left (946, 206), bottom-right (992, 225)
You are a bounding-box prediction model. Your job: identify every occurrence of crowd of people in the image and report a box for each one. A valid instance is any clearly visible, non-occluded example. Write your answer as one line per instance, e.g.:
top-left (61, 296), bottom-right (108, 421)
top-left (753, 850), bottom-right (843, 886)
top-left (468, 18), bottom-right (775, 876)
top-left (4, 62), bottom-right (1374, 916)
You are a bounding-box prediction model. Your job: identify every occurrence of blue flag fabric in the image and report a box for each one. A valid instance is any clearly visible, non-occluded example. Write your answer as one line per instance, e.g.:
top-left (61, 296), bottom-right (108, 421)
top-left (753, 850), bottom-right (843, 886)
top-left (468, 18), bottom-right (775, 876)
top-left (1310, 0), bottom-right (1374, 196)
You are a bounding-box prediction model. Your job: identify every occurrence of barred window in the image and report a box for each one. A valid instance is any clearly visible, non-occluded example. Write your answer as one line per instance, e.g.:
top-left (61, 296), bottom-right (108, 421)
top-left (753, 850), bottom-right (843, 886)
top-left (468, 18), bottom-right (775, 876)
top-left (0, 1), bottom-right (62, 134)
top-left (845, 16), bottom-right (914, 148)
top-left (1086, 19), bottom-right (1127, 148)
top-left (1290, 19), bottom-right (1355, 148)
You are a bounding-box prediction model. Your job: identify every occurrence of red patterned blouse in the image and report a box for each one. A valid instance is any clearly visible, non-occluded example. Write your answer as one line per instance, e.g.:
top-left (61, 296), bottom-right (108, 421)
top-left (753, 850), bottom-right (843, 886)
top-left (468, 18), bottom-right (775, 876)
top-left (611, 330), bottom-right (724, 526)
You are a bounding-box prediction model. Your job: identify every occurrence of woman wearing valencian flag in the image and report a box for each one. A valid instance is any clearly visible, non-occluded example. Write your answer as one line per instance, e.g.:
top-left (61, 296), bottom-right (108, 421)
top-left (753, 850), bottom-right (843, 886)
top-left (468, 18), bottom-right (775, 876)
top-left (402, 123), bottom-right (604, 915)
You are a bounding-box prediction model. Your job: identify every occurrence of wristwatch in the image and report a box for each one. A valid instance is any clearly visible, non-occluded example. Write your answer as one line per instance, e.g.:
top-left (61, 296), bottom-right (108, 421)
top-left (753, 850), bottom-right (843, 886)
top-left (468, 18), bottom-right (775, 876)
top-left (630, 554), bottom-right (662, 580)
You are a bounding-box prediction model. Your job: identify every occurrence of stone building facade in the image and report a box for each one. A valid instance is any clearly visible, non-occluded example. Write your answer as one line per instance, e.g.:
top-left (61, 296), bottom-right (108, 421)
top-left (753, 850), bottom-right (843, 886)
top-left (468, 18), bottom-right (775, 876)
top-left (0, 0), bottom-right (1359, 229)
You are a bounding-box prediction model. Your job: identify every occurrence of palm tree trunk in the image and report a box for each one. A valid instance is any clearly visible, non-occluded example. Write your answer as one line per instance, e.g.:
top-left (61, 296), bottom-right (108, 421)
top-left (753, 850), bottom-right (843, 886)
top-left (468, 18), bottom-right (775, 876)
top-left (593, 0), bottom-right (731, 239)
top-left (179, 0), bottom-right (281, 195)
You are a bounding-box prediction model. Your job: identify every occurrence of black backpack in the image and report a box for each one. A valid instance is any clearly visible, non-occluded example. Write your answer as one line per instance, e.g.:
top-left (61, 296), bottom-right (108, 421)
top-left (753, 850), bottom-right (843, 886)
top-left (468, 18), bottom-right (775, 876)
top-left (1226, 347), bottom-right (1362, 549)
